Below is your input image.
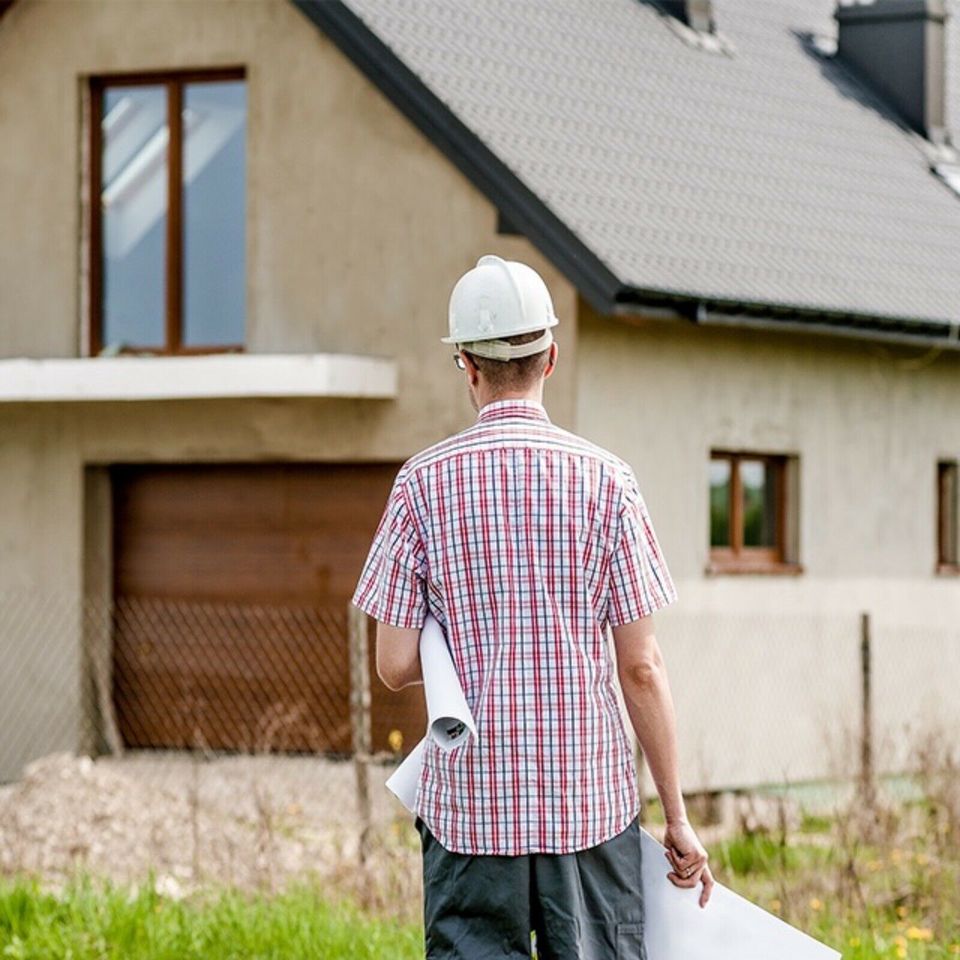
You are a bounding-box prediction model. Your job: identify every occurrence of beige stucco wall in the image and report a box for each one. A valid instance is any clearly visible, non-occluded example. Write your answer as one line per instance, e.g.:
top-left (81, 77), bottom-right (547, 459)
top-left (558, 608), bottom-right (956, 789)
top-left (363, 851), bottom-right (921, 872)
top-left (0, 0), bottom-right (578, 433)
top-left (1, 0), bottom-right (956, 795)
top-left (0, 0), bottom-right (578, 780)
top-left (577, 303), bottom-right (960, 792)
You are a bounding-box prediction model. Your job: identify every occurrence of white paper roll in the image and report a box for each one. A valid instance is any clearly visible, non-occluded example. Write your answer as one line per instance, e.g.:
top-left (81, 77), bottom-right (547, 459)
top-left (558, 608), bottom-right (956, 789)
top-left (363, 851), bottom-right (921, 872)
top-left (640, 827), bottom-right (840, 959)
top-left (384, 738), bottom-right (426, 812)
top-left (419, 611), bottom-right (477, 749)
top-left (385, 611), bottom-right (476, 811)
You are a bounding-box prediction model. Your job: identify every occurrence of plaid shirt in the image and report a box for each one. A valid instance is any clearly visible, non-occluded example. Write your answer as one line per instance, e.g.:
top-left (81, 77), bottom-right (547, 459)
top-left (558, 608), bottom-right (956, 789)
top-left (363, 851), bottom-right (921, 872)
top-left (351, 398), bottom-right (678, 855)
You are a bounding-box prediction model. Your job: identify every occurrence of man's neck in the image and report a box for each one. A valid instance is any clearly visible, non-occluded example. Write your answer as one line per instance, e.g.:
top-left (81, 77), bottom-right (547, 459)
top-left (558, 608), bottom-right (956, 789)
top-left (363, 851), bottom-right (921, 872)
top-left (475, 389), bottom-right (543, 408)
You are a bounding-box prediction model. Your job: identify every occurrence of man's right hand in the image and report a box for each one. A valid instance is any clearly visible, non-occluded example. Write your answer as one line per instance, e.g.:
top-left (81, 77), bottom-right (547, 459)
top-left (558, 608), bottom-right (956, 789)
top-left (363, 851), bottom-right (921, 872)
top-left (662, 819), bottom-right (714, 907)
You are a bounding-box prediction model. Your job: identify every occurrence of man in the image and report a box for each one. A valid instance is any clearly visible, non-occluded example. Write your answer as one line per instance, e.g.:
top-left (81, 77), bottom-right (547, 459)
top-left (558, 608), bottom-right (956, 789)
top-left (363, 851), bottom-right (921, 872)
top-left (351, 254), bottom-right (713, 959)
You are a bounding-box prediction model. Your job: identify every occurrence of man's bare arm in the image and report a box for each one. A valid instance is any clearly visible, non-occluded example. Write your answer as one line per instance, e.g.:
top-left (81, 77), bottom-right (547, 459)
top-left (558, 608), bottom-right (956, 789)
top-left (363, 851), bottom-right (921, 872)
top-left (613, 615), bottom-right (715, 907)
top-left (375, 622), bottom-right (423, 691)
top-left (613, 616), bottom-right (686, 821)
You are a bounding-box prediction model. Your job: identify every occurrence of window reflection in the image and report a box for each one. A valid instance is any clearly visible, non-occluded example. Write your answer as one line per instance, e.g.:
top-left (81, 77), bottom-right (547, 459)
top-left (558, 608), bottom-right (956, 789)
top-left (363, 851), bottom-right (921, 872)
top-left (101, 85), bottom-right (167, 349)
top-left (182, 81), bottom-right (246, 347)
top-left (709, 458), bottom-right (731, 547)
top-left (741, 459), bottom-right (777, 547)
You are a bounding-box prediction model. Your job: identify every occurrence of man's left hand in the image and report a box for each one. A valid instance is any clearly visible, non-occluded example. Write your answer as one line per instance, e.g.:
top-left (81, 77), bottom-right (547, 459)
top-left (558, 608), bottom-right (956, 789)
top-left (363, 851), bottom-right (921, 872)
top-left (663, 819), bottom-right (714, 908)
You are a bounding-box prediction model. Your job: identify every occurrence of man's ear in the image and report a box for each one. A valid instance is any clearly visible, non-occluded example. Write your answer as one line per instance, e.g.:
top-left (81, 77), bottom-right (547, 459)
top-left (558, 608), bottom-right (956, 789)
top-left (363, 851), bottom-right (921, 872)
top-left (462, 351), bottom-right (481, 386)
top-left (544, 341), bottom-right (559, 378)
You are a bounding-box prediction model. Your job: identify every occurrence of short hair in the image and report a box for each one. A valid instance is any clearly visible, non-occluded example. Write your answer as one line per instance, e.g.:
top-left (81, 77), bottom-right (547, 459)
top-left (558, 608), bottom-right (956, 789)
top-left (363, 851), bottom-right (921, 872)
top-left (462, 330), bottom-right (552, 393)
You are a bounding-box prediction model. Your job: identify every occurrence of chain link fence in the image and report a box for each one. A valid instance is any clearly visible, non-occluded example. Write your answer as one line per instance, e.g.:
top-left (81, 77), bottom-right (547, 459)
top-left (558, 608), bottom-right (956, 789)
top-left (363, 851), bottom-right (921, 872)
top-left (0, 589), bottom-right (958, 918)
top-left (0, 589), bottom-right (417, 914)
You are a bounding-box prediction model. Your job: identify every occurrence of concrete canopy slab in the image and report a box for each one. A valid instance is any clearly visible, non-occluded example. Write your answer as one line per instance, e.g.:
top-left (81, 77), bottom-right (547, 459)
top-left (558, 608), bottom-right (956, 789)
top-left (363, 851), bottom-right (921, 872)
top-left (0, 353), bottom-right (397, 402)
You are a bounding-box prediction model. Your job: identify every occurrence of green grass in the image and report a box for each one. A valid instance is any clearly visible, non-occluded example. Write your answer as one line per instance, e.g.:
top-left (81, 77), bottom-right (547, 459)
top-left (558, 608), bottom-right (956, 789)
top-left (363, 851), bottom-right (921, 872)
top-left (0, 871), bottom-right (423, 960)
top-left (644, 788), bottom-right (960, 958)
top-left (4, 783), bottom-right (960, 960)
top-left (710, 832), bottom-right (805, 875)
top-left (704, 833), bottom-right (960, 960)
top-left (798, 812), bottom-right (834, 835)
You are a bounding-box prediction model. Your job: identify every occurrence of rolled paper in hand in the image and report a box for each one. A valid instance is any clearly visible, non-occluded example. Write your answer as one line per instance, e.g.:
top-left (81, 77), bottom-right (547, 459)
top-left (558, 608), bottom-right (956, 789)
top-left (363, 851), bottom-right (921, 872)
top-left (639, 827), bottom-right (840, 959)
top-left (420, 612), bottom-right (477, 749)
top-left (385, 611), bottom-right (476, 811)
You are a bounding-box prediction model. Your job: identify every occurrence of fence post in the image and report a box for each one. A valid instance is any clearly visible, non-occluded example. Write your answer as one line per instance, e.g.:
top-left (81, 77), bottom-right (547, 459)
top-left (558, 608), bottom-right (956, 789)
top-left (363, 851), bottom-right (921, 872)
top-left (82, 596), bottom-right (125, 757)
top-left (859, 611), bottom-right (876, 810)
top-left (348, 603), bottom-right (373, 867)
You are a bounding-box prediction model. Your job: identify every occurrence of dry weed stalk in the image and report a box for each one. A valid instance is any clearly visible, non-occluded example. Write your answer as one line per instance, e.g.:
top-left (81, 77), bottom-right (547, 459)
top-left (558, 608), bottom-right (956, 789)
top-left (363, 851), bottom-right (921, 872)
top-left (333, 814), bottom-right (422, 925)
top-left (188, 752), bottom-right (202, 884)
top-left (774, 791), bottom-right (793, 923)
top-left (912, 723), bottom-right (960, 852)
top-left (251, 774), bottom-right (278, 895)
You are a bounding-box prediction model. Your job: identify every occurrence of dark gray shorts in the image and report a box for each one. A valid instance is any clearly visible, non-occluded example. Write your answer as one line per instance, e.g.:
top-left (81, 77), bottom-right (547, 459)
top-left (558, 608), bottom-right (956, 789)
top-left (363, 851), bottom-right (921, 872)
top-left (414, 815), bottom-right (647, 960)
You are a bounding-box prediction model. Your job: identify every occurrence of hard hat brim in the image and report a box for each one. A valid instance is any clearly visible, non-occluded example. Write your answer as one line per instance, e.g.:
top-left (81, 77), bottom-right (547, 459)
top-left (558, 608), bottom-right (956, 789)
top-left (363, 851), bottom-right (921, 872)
top-left (453, 328), bottom-right (554, 360)
top-left (440, 314), bottom-right (558, 345)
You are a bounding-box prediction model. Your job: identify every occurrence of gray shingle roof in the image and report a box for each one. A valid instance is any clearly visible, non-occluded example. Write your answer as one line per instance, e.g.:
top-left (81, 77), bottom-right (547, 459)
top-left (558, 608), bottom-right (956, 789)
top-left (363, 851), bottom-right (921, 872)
top-left (302, 0), bottom-right (960, 331)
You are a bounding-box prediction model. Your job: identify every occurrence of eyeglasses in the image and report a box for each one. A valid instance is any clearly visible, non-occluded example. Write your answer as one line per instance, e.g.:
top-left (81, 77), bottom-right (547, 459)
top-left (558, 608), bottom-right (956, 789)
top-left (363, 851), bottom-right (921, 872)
top-left (453, 352), bottom-right (466, 370)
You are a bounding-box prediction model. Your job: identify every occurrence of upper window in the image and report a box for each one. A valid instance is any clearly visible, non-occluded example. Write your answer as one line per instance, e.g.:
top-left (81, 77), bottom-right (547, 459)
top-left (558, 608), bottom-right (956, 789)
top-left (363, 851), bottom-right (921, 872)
top-left (708, 451), bottom-right (800, 574)
top-left (937, 460), bottom-right (959, 572)
top-left (89, 69), bottom-right (246, 355)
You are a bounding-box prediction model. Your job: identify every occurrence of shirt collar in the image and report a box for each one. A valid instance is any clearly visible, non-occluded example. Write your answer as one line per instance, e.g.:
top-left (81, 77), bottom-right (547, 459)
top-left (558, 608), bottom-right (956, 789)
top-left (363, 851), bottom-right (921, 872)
top-left (476, 398), bottom-right (552, 425)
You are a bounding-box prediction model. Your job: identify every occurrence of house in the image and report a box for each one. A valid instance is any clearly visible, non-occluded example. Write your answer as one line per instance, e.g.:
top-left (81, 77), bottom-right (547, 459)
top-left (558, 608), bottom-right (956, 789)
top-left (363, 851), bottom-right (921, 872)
top-left (0, 0), bottom-right (958, 793)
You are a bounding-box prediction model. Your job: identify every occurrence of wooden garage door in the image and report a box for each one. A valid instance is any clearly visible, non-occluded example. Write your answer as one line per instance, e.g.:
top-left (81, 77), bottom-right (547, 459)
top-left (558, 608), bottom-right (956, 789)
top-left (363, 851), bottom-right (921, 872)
top-left (111, 463), bottom-right (426, 755)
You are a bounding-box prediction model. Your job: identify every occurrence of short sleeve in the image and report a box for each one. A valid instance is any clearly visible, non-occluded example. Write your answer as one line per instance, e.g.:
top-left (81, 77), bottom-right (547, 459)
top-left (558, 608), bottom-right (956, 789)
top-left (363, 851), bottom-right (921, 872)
top-left (606, 470), bottom-right (678, 627)
top-left (351, 476), bottom-right (428, 629)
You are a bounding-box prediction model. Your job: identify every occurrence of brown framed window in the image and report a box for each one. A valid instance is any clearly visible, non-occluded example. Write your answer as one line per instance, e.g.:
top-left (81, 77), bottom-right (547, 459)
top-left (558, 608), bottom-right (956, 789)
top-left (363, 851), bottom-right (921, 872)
top-left (708, 451), bottom-right (800, 574)
top-left (937, 460), bottom-right (959, 572)
top-left (89, 68), bottom-right (246, 356)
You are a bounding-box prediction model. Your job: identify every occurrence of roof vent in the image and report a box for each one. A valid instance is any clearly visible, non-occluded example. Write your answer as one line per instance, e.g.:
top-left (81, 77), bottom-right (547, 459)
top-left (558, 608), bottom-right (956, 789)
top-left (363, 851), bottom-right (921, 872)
top-left (661, 0), bottom-right (715, 33)
top-left (836, 0), bottom-right (949, 144)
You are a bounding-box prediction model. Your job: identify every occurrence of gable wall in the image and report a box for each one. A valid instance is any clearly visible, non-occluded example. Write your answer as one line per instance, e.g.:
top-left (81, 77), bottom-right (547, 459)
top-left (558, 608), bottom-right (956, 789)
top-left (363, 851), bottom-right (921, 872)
top-left (0, 0), bottom-right (579, 440)
top-left (0, 0), bottom-right (578, 780)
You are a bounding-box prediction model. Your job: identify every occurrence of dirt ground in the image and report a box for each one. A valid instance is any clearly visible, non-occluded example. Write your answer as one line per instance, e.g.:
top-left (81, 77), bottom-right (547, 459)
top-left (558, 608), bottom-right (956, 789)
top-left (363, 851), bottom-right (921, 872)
top-left (0, 748), bottom-right (812, 926)
top-left (0, 750), bottom-right (422, 910)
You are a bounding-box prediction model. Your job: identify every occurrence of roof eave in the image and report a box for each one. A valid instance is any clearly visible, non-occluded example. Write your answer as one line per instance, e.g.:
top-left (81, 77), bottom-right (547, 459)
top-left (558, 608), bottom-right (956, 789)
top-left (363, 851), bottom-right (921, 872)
top-left (613, 286), bottom-right (960, 350)
top-left (292, 0), bottom-right (960, 352)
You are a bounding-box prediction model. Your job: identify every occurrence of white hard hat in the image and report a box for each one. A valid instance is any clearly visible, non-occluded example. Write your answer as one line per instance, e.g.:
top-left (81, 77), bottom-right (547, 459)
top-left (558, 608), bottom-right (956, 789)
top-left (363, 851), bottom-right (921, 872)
top-left (442, 254), bottom-right (559, 361)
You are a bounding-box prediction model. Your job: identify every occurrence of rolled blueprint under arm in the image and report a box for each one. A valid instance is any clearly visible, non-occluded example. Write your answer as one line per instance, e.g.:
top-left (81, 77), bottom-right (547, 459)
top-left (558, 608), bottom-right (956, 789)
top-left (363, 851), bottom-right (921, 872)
top-left (385, 611), bottom-right (476, 811)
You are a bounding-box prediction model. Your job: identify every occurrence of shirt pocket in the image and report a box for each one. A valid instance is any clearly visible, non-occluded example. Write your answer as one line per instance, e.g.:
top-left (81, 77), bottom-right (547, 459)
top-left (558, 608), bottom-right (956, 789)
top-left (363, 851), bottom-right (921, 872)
top-left (616, 922), bottom-right (646, 960)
